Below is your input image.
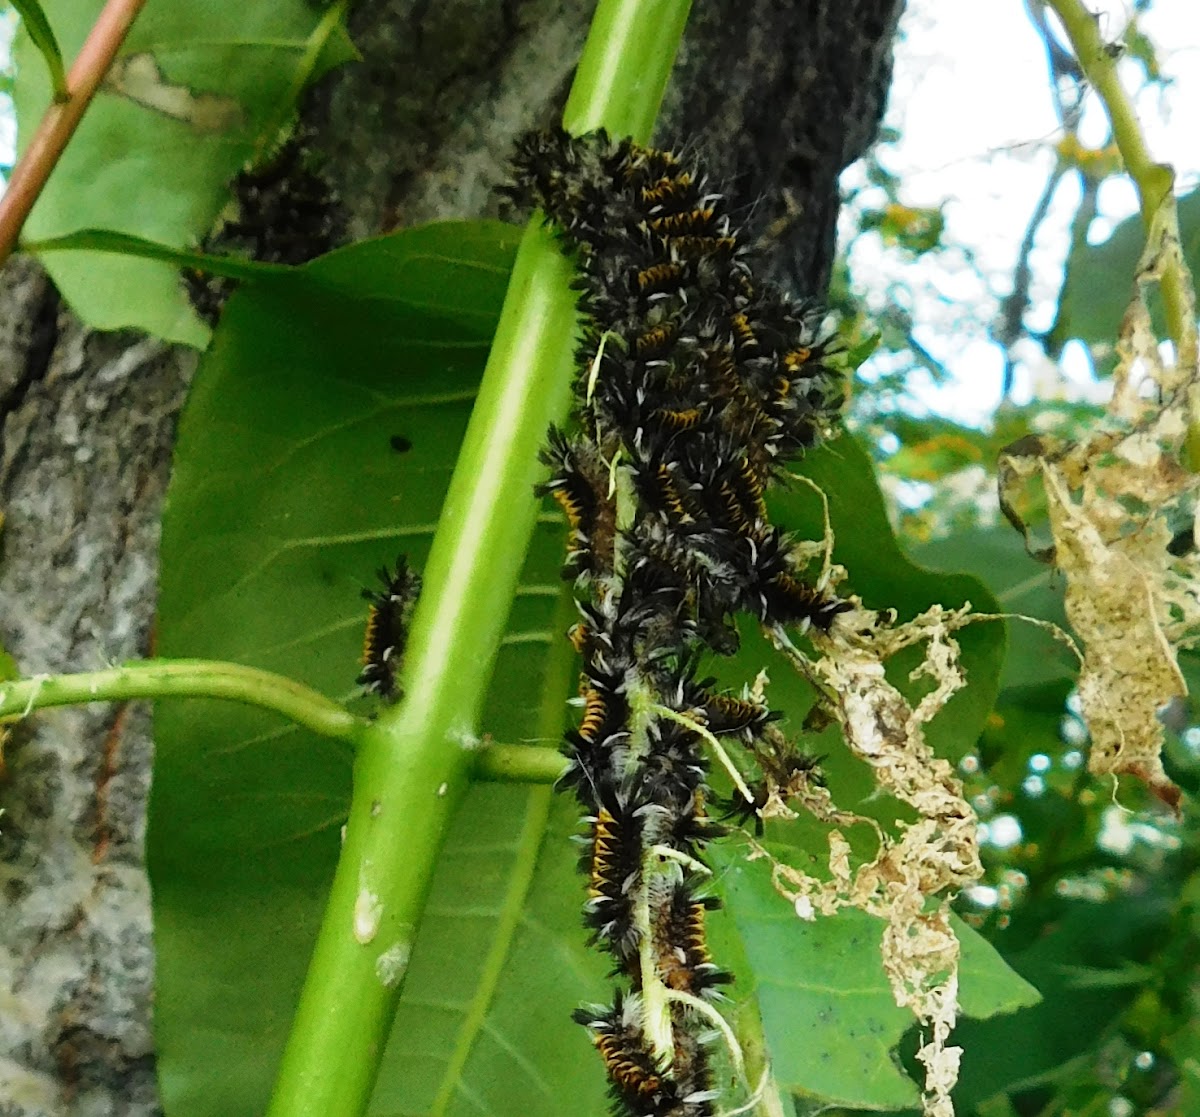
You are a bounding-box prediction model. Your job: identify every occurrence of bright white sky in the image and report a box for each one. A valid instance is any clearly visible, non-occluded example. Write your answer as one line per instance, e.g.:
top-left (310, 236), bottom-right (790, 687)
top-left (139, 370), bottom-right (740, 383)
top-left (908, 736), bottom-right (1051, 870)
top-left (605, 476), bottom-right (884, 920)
top-left (842, 0), bottom-right (1200, 425)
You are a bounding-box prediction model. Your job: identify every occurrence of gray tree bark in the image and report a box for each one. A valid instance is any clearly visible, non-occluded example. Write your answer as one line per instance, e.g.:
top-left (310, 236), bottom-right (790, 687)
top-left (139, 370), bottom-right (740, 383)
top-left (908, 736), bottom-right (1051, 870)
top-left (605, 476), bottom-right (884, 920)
top-left (0, 2), bottom-right (902, 1113)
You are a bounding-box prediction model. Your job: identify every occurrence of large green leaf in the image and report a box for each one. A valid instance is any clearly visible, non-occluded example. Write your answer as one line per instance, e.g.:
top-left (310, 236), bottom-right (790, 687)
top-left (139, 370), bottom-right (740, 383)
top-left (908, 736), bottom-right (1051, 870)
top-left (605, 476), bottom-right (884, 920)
top-left (371, 791), bottom-right (609, 1117)
top-left (24, 227), bottom-right (299, 279)
top-left (718, 856), bottom-right (1038, 1111)
top-left (14, 0), bottom-right (356, 346)
top-left (150, 221), bottom-right (607, 1117)
top-left (723, 859), bottom-right (921, 1110)
top-left (694, 435), bottom-right (1010, 1109)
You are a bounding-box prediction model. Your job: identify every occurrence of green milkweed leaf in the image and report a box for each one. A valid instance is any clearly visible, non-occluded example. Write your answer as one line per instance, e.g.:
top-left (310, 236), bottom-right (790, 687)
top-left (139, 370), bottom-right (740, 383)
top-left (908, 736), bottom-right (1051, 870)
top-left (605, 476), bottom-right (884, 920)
top-left (23, 227), bottom-right (298, 279)
top-left (14, 0), bottom-right (357, 346)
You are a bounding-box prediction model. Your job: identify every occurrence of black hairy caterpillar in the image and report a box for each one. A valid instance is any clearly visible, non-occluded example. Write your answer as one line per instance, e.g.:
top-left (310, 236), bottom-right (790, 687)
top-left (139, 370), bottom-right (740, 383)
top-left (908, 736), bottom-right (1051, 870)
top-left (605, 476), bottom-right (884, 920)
top-left (538, 429), bottom-right (617, 577)
top-left (358, 556), bottom-right (421, 700)
top-left (183, 127), bottom-right (347, 324)
top-left (575, 995), bottom-right (720, 1117)
top-left (511, 128), bottom-right (849, 1115)
top-left (653, 886), bottom-right (730, 996)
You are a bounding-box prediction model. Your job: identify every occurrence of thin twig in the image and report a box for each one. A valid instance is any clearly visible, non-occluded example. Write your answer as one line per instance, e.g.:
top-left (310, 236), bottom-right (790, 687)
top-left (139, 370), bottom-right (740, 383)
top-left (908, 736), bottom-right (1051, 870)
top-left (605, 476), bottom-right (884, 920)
top-left (0, 0), bottom-right (148, 266)
top-left (997, 161), bottom-right (1065, 398)
top-left (1044, 167), bottom-right (1100, 359)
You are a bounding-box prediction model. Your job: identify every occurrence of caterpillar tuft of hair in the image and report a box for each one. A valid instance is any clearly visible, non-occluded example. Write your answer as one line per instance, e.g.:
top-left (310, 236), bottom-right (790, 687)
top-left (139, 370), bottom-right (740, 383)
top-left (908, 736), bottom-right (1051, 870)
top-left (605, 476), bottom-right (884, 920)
top-left (510, 128), bottom-right (848, 1115)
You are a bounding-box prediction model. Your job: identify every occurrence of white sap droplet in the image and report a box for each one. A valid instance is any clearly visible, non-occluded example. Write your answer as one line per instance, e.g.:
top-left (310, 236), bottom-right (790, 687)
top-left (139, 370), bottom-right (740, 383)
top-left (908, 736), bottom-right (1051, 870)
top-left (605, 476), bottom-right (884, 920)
top-left (354, 889), bottom-right (383, 944)
top-left (375, 943), bottom-right (411, 987)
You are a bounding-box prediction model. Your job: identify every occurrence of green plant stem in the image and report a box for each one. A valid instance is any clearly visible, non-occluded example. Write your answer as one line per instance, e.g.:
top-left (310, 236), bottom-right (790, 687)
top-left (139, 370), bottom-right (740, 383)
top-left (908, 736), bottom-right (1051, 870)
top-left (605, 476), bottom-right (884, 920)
top-left (0, 0), bottom-right (147, 266)
top-left (469, 594), bottom-right (576, 787)
top-left (1045, 0), bottom-right (1197, 374)
top-left (0, 661), bottom-right (563, 779)
top-left (561, 0), bottom-right (692, 137)
top-left (265, 4), bottom-right (693, 1114)
top-left (0, 659), bottom-right (357, 742)
top-left (474, 743), bottom-right (568, 783)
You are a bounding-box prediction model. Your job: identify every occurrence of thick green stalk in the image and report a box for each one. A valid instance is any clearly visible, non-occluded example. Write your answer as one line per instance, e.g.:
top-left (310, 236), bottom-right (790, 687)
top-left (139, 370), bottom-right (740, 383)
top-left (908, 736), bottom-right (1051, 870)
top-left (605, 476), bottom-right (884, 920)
top-left (265, 4), bottom-right (693, 1114)
top-left (561, 0), bottom-right (692, 137)
top-left (0, 659), bottom-right (357, 742)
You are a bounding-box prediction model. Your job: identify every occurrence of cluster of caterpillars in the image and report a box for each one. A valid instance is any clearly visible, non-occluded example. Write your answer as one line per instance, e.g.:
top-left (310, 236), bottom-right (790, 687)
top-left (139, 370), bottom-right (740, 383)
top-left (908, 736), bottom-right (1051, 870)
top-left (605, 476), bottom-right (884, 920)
top-left (509, 129), bottom-right (848, 1116)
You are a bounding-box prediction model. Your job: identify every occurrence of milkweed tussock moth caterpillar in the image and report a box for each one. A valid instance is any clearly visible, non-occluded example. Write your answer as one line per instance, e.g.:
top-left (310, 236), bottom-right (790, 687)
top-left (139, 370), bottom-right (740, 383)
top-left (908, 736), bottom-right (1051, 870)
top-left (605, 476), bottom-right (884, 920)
top-left (510, 128), bottom-right (850, 1114)
top-left (576, 994), bottom-right (721, 1116)
top-left (358, 557), bottom-right (421, 701)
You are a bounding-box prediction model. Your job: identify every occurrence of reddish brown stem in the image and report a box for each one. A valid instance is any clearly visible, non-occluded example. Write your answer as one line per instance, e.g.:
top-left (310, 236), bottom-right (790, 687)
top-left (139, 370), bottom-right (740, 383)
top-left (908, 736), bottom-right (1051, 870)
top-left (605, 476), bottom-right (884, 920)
top-left (0, 0), bottom-right (148, 266)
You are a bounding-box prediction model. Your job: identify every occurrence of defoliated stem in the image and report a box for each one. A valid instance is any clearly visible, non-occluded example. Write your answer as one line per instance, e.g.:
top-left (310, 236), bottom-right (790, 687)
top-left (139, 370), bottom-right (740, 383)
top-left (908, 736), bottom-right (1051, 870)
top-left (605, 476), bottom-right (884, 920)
top-left (0, 660), bottom-right (358, 743)
top-left (1045, 0), bottom-right (1198, 376)
top-left (636, 853), bottom-right (675, 1065)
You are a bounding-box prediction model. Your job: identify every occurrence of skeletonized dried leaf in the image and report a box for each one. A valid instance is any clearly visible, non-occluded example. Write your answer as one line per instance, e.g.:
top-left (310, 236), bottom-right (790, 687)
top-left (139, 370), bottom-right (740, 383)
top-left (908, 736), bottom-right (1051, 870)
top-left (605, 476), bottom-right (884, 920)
top-left (767, 600), bottom-right (983, 1117)
top-left (997, 193), bottom-right (1200, 809)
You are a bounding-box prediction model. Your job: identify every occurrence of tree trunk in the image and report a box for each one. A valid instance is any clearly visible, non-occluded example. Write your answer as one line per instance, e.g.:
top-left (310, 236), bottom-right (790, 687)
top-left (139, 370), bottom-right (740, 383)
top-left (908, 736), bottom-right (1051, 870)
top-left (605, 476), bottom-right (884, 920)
top-left (0, 2), bottom-right (902, 1112)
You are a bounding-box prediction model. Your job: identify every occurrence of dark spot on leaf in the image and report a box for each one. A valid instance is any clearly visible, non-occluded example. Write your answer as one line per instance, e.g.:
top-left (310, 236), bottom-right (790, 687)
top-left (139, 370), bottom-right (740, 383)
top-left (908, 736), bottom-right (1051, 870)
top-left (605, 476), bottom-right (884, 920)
top-left (390, 435), bottom-right (412, 453)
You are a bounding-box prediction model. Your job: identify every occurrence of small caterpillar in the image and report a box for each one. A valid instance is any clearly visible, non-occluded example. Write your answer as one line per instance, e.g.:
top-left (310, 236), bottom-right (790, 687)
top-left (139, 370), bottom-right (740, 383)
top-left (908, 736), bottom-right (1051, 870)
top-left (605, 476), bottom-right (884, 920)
top-left (358, 557), bottom-right (421, 701)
